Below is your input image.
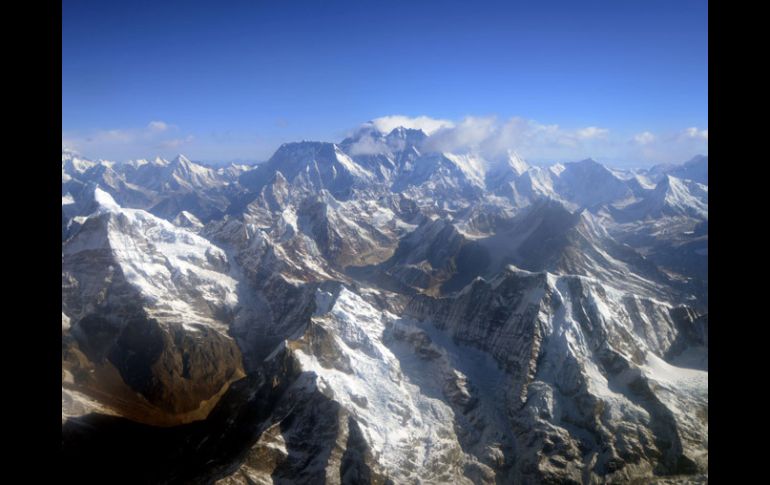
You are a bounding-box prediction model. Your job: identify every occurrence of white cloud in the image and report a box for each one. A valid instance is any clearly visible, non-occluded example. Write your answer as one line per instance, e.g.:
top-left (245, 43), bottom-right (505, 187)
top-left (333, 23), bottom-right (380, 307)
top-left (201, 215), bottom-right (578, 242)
top-left (345, 115), bottom-right (456, 155)
top-left (417, 116), bottom-right (611, 162)
top-left (575, 126), bottom-right (609, 139)
top-left (346, 134), bottom-right (391, 156)
top-left (420, 116), bottom-right (707, 166)
top-left (425, 116), bottom-right (498, 153)
top-left (370, 115), bottom-right (454, 135)
top-left (622, 127), bottom-right (708, 166)
top-left (147, 120), bottom-right (169, 132)
top-left (683, 127), bottom-right (708, 140)
top-left (633, 131), bottom-right (656, 145)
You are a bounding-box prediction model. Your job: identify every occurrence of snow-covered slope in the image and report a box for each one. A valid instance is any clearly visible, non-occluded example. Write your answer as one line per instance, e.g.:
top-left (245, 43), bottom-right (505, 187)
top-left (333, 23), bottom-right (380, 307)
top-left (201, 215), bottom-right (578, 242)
top-left (62, 188), bottom-right (244, 424)
top-left (618, 175), bottom-right (708, 221)
top-left (125, 154), bottom-right (227, 192)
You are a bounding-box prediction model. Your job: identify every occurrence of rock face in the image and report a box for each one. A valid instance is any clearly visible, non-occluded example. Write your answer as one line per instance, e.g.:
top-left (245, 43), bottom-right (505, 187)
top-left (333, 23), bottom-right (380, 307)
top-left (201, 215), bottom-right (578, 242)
top-left (239, 142), bottom-right (376, 202)
top-left (554, 158), bottom-right (634, 209)
top-left (61, 130), bottom-right (707, 483)
top-left (406, 268), bottom-right (707, 482)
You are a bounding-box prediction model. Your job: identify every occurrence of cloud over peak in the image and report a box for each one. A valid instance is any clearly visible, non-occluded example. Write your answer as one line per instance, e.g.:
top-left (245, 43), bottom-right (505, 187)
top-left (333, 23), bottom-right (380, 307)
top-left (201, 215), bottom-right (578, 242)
top-left (419, 116), bottom-right (612, 160)
top-left (370, 115), bottom-right (453, 135)
top-left (351, 115), bottom-right (707, 167)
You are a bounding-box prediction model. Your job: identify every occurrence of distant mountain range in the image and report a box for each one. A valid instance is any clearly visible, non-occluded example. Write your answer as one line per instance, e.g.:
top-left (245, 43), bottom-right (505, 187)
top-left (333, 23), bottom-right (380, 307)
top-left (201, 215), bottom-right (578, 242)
top-left (62, 124), bottom-right (707, 484)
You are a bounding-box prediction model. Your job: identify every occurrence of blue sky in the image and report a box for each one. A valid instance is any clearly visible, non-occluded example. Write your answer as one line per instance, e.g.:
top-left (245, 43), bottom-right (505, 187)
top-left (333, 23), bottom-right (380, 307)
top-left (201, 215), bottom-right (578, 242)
top-left (62, 0), bottom-right (708, 167)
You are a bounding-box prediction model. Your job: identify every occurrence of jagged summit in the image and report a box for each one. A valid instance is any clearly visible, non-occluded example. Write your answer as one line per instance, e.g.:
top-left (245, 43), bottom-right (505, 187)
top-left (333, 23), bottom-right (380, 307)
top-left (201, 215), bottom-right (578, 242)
top-left (614, 174), bottom-right (708, 221)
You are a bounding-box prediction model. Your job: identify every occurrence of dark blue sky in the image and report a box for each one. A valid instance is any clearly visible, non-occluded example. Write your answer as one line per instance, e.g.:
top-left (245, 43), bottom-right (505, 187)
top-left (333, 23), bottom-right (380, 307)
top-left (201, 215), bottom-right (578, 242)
top-left (62, 0), bottom-right (708, 165)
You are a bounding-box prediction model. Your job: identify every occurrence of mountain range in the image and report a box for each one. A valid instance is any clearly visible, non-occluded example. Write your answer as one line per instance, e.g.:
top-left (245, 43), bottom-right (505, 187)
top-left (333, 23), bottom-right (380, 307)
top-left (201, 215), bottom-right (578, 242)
top-left (62, 124), bottom-right (708, 484)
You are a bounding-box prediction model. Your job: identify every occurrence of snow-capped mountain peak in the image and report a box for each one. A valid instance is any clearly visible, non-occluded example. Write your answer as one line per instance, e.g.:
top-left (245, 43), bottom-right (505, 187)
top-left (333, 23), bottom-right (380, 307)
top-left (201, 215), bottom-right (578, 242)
top-left (505, 150), bottom-right (529, 175)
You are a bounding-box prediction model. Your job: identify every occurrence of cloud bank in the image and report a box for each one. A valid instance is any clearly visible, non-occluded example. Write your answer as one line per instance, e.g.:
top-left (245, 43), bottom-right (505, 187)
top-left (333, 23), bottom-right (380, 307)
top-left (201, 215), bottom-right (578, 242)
top-left (62, 121), bottom-right (197, 161)
top-left (356, 115), bottom-right (707, 167)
